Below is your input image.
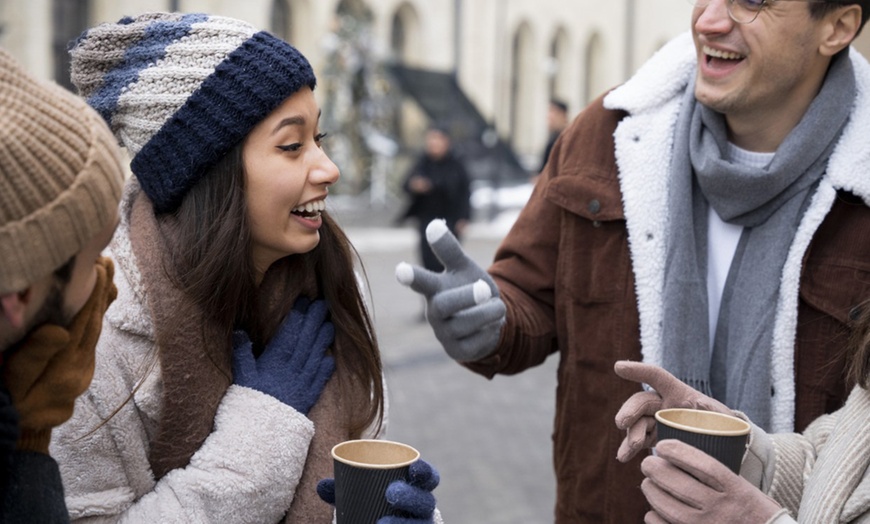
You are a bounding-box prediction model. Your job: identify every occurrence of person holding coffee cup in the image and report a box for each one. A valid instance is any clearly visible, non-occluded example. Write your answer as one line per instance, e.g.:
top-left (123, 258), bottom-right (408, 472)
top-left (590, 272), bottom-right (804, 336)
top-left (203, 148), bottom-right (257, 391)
top-left (614, 298), bottom-right (870, 524)
top-left (50, 12), bottom-right (442, 523)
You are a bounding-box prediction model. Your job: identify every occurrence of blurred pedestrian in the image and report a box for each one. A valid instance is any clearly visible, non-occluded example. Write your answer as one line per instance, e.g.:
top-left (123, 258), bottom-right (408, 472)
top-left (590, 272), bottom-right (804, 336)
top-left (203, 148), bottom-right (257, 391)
top-left (399, 124), bottom-right (472, 274)
top-left (0, 48), bottom-right (124, 522)
top-left (52, 12), bottom-right (441, 523)
top-left (538, 98), bottom-right (569, 174)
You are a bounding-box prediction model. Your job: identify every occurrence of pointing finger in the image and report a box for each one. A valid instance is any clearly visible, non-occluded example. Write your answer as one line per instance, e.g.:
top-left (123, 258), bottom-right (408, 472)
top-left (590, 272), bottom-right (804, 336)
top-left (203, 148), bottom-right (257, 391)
top-left (426, 219), bottom-right (473, 273)
top-left (615, 360), bottom-right (678, 394)
top-left (395, 261), bottom-right (442, 297)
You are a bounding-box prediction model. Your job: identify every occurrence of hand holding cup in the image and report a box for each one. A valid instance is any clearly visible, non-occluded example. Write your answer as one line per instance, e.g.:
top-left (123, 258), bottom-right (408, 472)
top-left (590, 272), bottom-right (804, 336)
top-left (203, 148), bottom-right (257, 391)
top-left (613, 360), bottom-right (733, 462)
top-left (318, 439), bottom-right (439, 523)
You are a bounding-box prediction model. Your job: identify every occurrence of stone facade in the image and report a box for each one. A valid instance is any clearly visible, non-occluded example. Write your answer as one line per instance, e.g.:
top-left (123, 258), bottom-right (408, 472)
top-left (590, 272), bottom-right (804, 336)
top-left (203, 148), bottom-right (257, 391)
top-left (2, 0), bottom-right (868, 167)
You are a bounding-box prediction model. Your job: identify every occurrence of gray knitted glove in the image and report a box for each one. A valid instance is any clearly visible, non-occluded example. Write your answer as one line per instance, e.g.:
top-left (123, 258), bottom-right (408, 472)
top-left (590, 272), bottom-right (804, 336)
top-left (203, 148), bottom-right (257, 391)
top-left (396, 219), bottom-right (506, 362)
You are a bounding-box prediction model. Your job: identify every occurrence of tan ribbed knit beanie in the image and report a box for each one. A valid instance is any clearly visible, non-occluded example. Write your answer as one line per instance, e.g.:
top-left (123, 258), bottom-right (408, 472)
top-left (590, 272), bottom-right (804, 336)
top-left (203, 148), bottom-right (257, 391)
top-left (0, 48), bottom-right (125, 295)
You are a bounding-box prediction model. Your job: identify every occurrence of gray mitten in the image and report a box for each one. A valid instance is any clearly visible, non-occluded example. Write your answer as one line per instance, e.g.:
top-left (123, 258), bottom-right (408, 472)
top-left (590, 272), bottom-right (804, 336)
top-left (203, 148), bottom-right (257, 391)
top-left (396, 219), bottom-right (506, 361)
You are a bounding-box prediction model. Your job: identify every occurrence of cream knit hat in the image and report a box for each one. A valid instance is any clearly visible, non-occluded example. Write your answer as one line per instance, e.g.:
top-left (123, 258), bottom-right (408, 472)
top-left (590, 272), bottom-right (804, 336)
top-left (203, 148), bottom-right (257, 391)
top-left (0, 48), bottom-right (125, 295)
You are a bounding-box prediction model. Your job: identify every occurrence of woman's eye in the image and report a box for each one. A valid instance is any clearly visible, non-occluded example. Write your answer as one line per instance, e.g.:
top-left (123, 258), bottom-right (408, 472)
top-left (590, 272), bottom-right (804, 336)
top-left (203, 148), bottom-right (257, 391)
top-left (277, 133), bottom-right (328, 152)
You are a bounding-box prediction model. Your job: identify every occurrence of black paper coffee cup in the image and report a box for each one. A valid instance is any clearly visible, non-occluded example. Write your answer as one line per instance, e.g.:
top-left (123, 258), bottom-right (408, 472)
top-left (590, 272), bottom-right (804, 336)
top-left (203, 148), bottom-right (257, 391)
top-left (332, 439), bottom-right (420, 524)
top-left (655, 408), bottom-right (750, 474)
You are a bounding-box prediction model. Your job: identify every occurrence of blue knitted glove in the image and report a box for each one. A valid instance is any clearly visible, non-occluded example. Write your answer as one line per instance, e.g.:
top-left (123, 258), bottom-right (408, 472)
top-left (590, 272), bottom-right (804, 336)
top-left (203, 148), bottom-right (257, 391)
top-left (316, 459), bottom-right (440, 523)
top-left (395, 219), bottom-right (505, 361)
top-left (232, 298), bottom-right (335, 415)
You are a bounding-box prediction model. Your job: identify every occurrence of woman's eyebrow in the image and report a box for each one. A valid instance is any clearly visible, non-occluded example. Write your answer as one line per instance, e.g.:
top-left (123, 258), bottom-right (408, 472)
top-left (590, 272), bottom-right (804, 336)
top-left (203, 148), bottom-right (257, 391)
top-left (271, 115), bottom-right (305, 135)
top-left (270, 110), bottom-right (322, 136)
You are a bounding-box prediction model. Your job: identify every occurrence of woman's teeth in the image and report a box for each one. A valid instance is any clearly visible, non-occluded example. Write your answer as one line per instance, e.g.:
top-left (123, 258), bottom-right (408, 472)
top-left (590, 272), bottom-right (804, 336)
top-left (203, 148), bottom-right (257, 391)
top-left (703, 45), bottom-right (744, 60)
top-left (292, 199), bottom-right (326, 217)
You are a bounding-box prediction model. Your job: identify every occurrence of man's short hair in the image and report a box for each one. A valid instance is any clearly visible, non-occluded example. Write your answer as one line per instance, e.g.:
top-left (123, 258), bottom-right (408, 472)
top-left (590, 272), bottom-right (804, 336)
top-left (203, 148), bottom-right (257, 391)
top-left (550, 99), bottom-right (569, 114)
top-left (809, 1), bottom-right (869, 35)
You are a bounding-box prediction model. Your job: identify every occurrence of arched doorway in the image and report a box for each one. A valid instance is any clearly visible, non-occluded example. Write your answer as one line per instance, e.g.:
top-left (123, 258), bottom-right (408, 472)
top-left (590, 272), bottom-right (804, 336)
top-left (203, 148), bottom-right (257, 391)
top-left (549, 27), bottom-right (570, 103)
top-left (270, 0), bottom-right (314, 53)
top-left (53, 0), bottom-right (89, 90)
top-left (509, 21), bottom-right (535, 159)
top-left (583, 32), bottom-right (607, 105)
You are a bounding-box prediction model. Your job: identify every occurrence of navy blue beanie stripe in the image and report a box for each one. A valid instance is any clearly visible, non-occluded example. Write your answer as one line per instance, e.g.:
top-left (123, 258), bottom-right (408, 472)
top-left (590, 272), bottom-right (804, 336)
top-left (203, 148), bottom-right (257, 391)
top-left (131, 31), bottom-right (316, 213)
top-left (86, 13), bottom-right (208, 125)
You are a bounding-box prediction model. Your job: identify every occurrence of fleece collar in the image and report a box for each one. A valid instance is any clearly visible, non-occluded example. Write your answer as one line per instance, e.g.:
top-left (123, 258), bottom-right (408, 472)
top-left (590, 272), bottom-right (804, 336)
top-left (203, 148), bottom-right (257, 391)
top-left (104, 180), bottom-right (153, 339)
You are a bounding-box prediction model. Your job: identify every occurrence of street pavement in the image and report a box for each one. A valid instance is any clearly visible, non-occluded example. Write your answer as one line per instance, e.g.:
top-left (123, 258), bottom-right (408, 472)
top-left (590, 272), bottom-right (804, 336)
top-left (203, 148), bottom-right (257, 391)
top-left (336, 205), bottom-right (559, 524)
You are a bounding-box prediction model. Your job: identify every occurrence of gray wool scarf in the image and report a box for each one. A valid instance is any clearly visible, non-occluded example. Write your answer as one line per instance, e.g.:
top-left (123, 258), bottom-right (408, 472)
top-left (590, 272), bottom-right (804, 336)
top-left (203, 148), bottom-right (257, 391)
top-left (660, 50), bottom-right (854, 429)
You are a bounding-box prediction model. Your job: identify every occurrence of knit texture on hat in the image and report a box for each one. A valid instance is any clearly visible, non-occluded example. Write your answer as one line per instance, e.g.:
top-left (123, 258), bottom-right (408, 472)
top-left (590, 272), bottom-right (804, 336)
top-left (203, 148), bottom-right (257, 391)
top-left (0, 49), bottom-right (124, 295)
top-left (69, 12), bottom-right (317, 214)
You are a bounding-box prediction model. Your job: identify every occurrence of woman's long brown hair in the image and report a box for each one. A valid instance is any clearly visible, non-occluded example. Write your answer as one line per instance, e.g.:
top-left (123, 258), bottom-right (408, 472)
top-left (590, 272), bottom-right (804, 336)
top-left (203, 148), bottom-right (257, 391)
top-left (164, 142), bottom-right (384, 436)
top-left (848, 300), bottom-right (870, 390)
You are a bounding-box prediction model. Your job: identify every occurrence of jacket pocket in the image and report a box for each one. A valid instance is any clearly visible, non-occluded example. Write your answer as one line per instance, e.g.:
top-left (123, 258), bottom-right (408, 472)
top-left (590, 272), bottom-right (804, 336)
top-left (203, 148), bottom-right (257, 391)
top-left (545, 170), bottom-right (631, 304)
top-left (800, 259), bottom-right (870, 325)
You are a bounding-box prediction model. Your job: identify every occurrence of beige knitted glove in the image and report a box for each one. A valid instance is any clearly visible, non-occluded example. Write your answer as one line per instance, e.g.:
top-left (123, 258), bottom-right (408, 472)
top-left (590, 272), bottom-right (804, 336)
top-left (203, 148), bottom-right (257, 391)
top-left (640, 439), bottom-right (787, 524)
top-left (614, 360), bottom-right (733, 462)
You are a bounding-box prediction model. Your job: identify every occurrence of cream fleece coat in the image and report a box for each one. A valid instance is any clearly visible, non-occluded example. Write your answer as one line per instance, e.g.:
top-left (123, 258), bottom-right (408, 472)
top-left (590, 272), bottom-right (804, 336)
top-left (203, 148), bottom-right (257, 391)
top-left (49, 182), bottom-right (445, 523)
top-left (604, 32), bottom-right (870, 433)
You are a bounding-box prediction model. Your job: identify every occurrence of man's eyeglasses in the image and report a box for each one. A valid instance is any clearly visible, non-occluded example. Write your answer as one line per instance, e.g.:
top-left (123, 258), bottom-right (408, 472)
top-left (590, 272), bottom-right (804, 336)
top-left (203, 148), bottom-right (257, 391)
top-left (688, 0), bottom-right (832, 24)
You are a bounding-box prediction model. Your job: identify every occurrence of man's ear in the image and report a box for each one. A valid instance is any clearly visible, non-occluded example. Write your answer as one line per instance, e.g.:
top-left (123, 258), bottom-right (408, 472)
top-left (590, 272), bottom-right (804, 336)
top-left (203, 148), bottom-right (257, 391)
top-left (0, 290), bottom-right (30, 329)
top-left (820, 5), bottom-right (862, 57)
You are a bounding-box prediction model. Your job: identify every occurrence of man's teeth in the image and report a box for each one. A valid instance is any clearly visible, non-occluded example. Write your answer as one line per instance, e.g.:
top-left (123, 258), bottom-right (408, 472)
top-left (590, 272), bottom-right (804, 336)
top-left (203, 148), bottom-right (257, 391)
top-left (703, 45), bottom-right (743, 60)
top-left (292, 199), bottom-right (326, 215)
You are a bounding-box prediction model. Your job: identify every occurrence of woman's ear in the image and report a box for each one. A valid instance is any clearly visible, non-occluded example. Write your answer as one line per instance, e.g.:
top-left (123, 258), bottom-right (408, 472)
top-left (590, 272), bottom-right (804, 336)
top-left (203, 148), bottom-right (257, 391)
top-left (819, 5), bottom-right (862, 57)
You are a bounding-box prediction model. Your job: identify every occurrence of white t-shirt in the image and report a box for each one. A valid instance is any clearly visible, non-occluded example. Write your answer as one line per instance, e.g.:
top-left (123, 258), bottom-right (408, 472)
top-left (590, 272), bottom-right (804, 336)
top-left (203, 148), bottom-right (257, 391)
top-left (705, 144), bottom-right (775, 350)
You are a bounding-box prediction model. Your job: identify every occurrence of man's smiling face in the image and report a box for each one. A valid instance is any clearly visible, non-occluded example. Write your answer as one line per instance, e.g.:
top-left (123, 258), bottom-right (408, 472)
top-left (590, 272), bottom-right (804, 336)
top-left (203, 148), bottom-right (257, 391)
top-left (691, 0), bottom-right (831, 136)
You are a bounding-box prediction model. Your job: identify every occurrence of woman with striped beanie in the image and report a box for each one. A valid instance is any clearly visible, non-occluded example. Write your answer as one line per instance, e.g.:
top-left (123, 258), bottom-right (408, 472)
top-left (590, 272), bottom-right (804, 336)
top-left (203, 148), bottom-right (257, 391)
top-left (51, 12), bottom-right (441, 523)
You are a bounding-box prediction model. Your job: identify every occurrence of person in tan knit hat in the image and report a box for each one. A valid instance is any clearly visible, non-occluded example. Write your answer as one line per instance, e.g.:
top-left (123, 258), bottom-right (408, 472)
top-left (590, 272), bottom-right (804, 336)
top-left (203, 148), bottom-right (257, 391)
top-left (0, 46), bottom-right (124, 522)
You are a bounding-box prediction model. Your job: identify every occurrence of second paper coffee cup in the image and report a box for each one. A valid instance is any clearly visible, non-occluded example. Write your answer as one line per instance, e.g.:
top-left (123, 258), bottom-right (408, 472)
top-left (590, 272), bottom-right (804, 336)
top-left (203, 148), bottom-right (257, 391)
top-left (655, 408), bottom-right (750, 474)
top-left (331, 439), bottom-right (420, 524)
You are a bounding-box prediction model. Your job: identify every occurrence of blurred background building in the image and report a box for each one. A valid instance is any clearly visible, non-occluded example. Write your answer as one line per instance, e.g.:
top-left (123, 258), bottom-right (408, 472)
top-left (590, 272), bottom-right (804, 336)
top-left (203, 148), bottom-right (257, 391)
top-left (6, 0), bottom-right (869, 217)
top-left (4, 0), bottom-right (870, 217)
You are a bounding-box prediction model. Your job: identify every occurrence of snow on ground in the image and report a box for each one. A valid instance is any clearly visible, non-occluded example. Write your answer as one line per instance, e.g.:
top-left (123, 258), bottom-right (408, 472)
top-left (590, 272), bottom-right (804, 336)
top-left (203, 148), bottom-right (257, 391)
top-left (341, 182), bottom-right (533, 253)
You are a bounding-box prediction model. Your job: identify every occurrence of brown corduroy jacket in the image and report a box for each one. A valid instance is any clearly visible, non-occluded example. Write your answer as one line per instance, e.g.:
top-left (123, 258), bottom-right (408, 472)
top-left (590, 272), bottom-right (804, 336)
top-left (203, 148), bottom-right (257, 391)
top-left (465, 86), bottom-right (870, 522)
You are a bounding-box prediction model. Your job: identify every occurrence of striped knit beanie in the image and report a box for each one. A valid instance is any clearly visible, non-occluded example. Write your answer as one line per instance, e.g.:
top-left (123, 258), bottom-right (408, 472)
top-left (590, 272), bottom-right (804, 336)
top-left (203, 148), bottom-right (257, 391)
top-left (69, 12), bottom-right (317, 214)
top-left (0, 48), bottom-right (124, 295)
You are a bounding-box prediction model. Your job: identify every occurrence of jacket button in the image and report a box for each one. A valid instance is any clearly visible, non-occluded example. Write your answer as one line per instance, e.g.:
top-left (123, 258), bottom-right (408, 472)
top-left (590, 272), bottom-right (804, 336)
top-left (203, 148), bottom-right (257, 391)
top-left (588, 199), bottom-right (601, 215)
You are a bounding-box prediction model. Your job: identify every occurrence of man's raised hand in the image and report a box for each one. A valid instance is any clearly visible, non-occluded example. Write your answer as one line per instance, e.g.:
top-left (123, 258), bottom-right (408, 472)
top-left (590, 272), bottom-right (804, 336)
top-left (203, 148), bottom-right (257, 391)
top-left (395, 219), bottom-right (505, 362)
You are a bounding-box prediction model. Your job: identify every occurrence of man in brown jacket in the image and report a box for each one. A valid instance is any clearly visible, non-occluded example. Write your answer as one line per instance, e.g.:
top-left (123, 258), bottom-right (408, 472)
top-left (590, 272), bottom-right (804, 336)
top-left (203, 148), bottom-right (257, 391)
top-left (397, 1), bottom-right (870, 522)
top-left (0, 48), bottom-right (124, 521)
